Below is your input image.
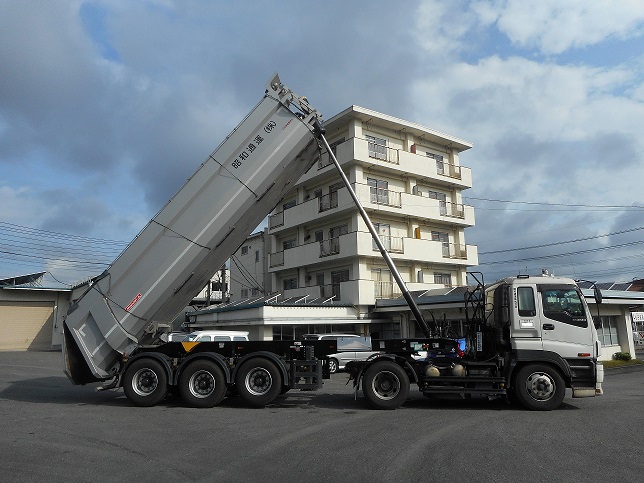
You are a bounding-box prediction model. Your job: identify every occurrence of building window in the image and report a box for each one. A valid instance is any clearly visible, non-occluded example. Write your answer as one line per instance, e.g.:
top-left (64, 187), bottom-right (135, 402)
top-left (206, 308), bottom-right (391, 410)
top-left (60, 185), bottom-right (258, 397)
top-left (427, 152), bottom-right (444, 174)
top-left (373, 223), bottom-right (391, 251)
top-left (241, 289), bottom-right (249, 298)
top-left (314, 189), bottom-right (323, 199)
top-left (241, 246), bottom-right (249, 255)
top-left (284, 278), bottom-right (298, 290)
top-left (428, 190), bottom-right (447, 215)
top-left (331, 269), bottom-right (349, 301)
top-left (434, 273), bottom-right (452, 286)
top-left (255, 250), bottom-right (260, 262)
top-left (432, 231), bottom-right (450, 257)
top-left (283, 200), bottom-right (296, 210)
top-left (315, 230), bottom-right (323, 242)
top-left (316, 273), bottom-right (325, 286)
top-left (366, 134), bottom-right (387, 160)
top-left (330, 224), bottom-right (348, 239)
top-left (367, 177), bottom-right (390, 205)
top-left (595, 315), bottom-right (619, 346)
top-left (283, 238), bottom-right (297, 250)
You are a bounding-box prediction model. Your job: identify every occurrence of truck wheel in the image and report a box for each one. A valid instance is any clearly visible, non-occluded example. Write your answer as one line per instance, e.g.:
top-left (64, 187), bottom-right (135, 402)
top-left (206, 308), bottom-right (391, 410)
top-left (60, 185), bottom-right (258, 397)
top-left (362, 361), bottom-right (409, 410)
top-left (179, 359), bottom-right (227, 408)
top-left (235, 358), bottom-right (282, 407)
top-left (514, 364), bottom-right (565, 411)
top-left (328, 358), bottom-right (339, 374)
top-left (123, 358), bottom-right (168, 407)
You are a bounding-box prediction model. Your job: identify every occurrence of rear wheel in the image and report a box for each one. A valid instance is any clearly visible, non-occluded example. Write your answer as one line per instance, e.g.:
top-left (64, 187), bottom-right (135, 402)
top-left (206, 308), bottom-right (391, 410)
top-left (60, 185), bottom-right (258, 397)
top-left (179, 359), bottom-right (227, 408)
top-left (328, 358), bottom-right (339, 374)
top-left (514, 364), bottom-right (565, 411)
top-left (362, 360), bottom-right (409, 410)
top-left (123, 358), bottom-right (168, 407)
top-left (235, 358), bottom-right (282, 407)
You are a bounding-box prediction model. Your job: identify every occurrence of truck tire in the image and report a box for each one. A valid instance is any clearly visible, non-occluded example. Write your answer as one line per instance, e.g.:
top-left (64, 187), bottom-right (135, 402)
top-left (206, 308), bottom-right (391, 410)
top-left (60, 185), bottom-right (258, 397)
top-left (362, 360), bottom-right (410, 410)
top-left (123, 358), bottom-right (168, 407)
top-left (328, 358), bottom-right (339, 374)
top-left (235, 358), bottom-right (282, 407)
top-left (179, 359), bottom-right (227, 408)
top-left (514, 364), bottom-right (565, 411)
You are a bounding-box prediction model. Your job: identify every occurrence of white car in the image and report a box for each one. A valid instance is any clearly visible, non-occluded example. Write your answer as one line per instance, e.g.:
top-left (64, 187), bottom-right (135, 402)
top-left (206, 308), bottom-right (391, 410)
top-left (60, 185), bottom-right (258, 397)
top-left (326, 349), bottom-right (381, 373)
top-left (182, 330), bottom-right (249, 342)
top-left (301, 334), bottom-right (380, 373)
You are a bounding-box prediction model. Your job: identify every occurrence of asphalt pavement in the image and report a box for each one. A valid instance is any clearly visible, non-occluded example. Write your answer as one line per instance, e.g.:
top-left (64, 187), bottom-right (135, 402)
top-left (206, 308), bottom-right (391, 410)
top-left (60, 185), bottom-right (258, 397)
top-left (1, 350), bottom-right (643, 483)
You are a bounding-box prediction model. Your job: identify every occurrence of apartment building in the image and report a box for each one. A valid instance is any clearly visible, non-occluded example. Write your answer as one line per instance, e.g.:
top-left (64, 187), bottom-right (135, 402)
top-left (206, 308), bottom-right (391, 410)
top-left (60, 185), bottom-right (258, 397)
top-left (229, 230), bottom-right (268, 300)
top-left (266, 105), bottom-right (477, 317)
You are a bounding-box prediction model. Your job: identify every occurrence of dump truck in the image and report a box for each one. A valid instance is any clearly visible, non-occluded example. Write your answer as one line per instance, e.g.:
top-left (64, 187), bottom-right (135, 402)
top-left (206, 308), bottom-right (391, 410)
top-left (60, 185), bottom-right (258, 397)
top-left (63, 73), bottom-right (603, 410)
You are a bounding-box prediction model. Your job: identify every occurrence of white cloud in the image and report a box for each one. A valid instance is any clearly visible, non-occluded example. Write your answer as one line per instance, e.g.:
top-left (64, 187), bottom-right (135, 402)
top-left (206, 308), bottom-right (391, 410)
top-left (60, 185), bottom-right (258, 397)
top-left (473, 0), bottom-right (644, 54)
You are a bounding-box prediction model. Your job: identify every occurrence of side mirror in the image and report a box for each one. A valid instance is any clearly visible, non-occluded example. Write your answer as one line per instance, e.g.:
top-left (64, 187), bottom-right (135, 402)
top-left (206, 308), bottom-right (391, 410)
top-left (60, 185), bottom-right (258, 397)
top-left (594, 286), bottom-right (602, 305)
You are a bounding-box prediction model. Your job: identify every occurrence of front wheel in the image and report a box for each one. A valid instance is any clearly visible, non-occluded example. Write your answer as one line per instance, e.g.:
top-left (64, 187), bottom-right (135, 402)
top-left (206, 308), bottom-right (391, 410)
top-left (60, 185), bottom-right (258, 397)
top-left (513, 364), bottom-right (565, 411)
top-left (123, 358), bottom-right (168, 407)
top-left (235, 358), bottom-right (282, 407)
top-left (362, 360), bottom-right (410, 410)
top-left (179, 359), bottom-right (227, 408)
top-left (328, 358), bottom-right (339, 374)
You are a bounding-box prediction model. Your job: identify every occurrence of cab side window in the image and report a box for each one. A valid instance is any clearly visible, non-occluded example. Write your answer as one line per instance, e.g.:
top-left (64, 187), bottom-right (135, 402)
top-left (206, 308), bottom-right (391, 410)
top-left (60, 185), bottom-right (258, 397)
top-left (517, 287), bottom-right (536, 317)
top-left (539, 287), bottom-right (587, 327)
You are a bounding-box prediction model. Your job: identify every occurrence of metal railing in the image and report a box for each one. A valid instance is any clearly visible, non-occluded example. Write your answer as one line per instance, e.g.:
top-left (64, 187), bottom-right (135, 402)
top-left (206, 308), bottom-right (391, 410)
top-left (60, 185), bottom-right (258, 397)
top-left (367, 140), bottom-right (400, 164)
top-left (375, 281), bottom-right (402, 299)
top-left (269, 251), bottom-right (284, 267)
top-left (372, 236), bottom-right (404, 253)
top-left (441, 243), bottom-right (468, 259)
top-left (269, 211), bottom-right (284, 229)
top-left (318, 191), bottom-right (338, 212)
top-left (320, 237), bottom-right (340, 257)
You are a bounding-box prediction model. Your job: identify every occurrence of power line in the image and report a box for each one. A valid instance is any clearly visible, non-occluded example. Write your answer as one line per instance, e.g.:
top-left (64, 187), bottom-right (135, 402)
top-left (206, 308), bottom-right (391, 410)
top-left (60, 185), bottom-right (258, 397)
top-left (479, 226), bottom-right (644, 255)
top-left (464, 197), bottom-right (644, 210)
top-left (479, 239), bottom-right (644, 266)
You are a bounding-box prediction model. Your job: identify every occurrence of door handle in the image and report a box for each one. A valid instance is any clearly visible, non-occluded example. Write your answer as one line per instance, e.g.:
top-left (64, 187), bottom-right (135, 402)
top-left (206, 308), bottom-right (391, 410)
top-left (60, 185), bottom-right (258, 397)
top-left (543, 324), bottom-right (555, 330)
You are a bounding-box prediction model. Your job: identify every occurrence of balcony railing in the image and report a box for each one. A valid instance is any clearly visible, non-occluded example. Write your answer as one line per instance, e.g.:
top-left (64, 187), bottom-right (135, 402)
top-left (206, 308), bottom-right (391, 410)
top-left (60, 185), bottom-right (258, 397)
top-left (320, 237), bottom-right (340, 257)
top-left (319, 283), bottom-right (341, 301)
top-left (269, 211), bottom-right (284, 229)
top-left (372, 236), bottom-right (404, 253)
top-left (442, 243), bottom-right (468, 259)
top-left (375, 281), bottom-right (402, 299)
top-left (269, 251), bottom-right (284, 268)
top-left (318, 191), bottom-right (339, 212)
top-left (436, 160), bottom-right (462, 180)
top-left (367, 139), bottom-right (400, 164)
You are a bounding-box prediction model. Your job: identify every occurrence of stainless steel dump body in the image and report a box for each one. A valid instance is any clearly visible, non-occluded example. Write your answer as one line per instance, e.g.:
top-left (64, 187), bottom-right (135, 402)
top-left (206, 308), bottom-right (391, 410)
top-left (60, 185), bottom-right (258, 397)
top-left (64, 74), bottom-right (322, 383)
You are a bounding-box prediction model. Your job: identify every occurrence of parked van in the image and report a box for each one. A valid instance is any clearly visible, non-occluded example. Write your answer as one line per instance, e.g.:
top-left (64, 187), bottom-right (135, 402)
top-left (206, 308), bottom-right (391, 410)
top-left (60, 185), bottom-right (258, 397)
top-left (183, 330), bottom-right (249, 342)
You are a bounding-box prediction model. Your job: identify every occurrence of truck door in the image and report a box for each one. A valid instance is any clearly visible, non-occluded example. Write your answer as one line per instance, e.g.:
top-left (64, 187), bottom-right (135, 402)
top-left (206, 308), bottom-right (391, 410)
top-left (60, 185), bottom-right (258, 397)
top-left (536, 285), bottom-right (594, 359)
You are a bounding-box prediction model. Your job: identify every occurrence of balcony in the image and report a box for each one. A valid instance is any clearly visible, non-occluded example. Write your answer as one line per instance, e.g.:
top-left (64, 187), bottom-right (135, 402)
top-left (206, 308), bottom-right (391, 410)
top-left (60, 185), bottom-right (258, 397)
top-left (372, 235), bottom-right (404, 253)
top-left (269, 231), bottom-right (478, 272)
top-left (374, 281), bottom-right (402, 299)
top-left (352, 138), bottom-right (472, 189)
top-left (268, 184), bottom-right (474, 235)
top-left (299, 137), bottom-right (472, 189)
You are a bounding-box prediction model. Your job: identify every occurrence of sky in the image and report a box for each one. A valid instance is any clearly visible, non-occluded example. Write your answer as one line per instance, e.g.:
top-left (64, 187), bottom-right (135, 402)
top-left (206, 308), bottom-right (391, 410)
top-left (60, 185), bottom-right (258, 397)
top-left (1, 0), bottom-right (644, 288)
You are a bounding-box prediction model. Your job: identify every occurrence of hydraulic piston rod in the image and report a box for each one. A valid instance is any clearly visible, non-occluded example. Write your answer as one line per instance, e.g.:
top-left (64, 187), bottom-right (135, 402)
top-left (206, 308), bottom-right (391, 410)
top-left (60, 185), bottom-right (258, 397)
top-left (317, 127), bottom-right (432, 338)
